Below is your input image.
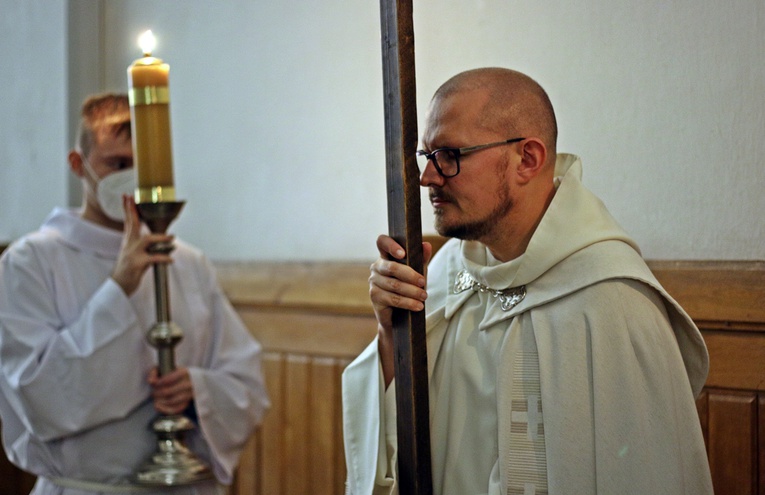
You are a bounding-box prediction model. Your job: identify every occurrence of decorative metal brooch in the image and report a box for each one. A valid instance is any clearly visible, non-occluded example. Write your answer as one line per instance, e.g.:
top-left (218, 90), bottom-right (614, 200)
top-left (453, 269), bottom-right (526, 311)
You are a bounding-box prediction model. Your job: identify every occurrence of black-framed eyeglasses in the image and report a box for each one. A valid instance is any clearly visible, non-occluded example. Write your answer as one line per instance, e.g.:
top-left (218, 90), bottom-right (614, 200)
top-left (416, 137), bottom-right (526, 178)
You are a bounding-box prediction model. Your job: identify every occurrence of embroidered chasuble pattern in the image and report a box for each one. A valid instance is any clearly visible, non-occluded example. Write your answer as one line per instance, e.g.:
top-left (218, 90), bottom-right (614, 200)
top-left (506, 329), bottom-right (548, 495)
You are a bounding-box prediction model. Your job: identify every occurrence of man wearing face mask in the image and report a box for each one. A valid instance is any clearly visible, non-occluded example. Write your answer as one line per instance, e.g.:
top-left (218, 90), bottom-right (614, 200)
top-left (0, 93), bottom-right (270, 494)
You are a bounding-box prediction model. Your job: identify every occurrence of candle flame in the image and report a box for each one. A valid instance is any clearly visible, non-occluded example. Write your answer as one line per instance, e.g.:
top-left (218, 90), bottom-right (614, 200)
top-left (138, 30), bottom-right (156, 56)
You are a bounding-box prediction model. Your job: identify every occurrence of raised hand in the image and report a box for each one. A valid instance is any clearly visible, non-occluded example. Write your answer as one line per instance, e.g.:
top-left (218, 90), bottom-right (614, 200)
top-left (110, 195), bottom-right (174, 296)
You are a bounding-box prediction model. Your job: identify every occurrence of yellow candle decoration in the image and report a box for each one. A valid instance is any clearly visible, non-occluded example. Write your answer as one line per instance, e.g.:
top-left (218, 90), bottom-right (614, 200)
top-left (127, 30), bottom-right (175, 203)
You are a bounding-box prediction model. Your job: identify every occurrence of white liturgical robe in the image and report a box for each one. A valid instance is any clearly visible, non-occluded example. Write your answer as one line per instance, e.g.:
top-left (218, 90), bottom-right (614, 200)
top-left (342, 154), bottom-right (713, 494)
top-left (0, 208), bottom-right (270, 495)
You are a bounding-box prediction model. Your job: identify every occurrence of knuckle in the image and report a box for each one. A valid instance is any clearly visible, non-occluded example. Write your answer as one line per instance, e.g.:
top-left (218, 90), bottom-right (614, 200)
top-left (369, 285), bottom-right (385, 305)
top-left (389, 293), bottom-right (403, 307)
top-left (385, 261), bottom-right (399, 276)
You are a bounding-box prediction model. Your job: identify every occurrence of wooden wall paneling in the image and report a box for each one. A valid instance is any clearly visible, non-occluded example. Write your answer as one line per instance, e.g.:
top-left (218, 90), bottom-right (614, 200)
top-left (760, 394), bottom-right (765, 495)
top-left (707, 389), bottom-right (757, 495)
top-left (260, 353), bottom-right (286, 495)
top-left (334, 359), bottom-right (350, 492)
top-left (238, 351), bottom-right (351, 495)
top-left (238, 308), bottom-right (376, 359)
top-left (285, 355), bottom-right (311, 495)
top-left (695, 389), bottom-right (709, 448)
top-left (219, 263), bottom-right (377, 495)
top-left (648, 261), bottom-right (765, 326)
top-left (308, 357), bottom-right (342, 495)
top-left (215, 262), bottom-right (372, 315)
top-left (229, 432), bottom-right (260, 495)
top-left (702, 330), bottom-right (765, 391)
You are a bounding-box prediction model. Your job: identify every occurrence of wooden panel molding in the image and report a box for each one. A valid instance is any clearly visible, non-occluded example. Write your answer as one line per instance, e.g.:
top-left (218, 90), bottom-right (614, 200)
top-left (216, 262), bottom-right (375, 495)
top-left (647, 260), bottom-right (765, 329)
top-left (705, 390), bottom-right (758, 495)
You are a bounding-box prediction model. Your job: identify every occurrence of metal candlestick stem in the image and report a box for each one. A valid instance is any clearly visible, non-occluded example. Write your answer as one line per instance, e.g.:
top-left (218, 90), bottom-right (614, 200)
top-left (133, 201), bottom-right (213, 486)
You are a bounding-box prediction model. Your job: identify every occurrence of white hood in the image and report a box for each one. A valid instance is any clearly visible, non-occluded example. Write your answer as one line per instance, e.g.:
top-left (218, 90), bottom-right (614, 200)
top-left (460, 153), bottom-right (639, 289)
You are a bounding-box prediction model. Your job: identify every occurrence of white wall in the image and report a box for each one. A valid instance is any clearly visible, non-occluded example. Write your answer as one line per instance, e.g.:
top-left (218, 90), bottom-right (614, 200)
top-left (2, 0), bottom-right (763, 261)
top-left (0, 1), bottom-right (68, 239)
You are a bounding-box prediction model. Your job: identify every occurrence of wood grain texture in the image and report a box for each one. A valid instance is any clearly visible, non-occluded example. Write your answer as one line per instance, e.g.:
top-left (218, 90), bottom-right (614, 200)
top-left (648, 260), bottom-right (765, 328)
top-left (706, 390), bottom-right (757, 495)
top-left (760, 395), bottom-right (765, 495)
top-left (702, 330), bottom-right (765, 390)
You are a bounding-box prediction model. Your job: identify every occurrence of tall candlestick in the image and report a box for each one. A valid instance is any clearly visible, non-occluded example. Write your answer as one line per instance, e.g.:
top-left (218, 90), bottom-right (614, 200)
top-left (126, 31), bottom-right (207, 487)
top-left (128, 30), bottom-right (175, 203)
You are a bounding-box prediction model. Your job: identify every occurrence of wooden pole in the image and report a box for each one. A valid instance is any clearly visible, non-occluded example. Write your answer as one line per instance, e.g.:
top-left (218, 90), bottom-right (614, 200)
top-left (379, 1), bottom-right (433, 494)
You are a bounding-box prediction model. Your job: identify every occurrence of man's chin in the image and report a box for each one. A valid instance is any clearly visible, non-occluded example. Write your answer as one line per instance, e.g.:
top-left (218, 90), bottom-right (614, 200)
top-left (435, 216), bottom-right (488, 241)
top-left (435, 221), bottom-right (470, 241)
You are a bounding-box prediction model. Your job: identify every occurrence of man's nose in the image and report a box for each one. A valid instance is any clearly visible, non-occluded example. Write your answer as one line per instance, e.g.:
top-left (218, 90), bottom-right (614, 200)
top-left (419, 160), bottom-right (445, 187)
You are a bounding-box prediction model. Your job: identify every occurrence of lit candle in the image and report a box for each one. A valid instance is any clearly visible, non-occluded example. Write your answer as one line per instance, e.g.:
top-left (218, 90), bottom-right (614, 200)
top-left (127, 30), bottom-right (175, 203)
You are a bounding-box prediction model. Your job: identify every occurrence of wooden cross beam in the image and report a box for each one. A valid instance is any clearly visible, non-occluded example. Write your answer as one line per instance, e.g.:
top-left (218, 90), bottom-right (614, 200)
top-left (379, 1), bottom-right (433, 494)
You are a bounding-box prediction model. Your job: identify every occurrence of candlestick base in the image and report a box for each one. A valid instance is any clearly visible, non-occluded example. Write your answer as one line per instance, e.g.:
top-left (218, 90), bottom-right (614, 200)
top-left (134, 415), bottom-right (213, 486)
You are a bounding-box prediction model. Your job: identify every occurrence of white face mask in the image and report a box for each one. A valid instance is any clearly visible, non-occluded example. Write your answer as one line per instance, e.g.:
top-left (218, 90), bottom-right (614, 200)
top-left (82, 157), bottom-right (137, 222)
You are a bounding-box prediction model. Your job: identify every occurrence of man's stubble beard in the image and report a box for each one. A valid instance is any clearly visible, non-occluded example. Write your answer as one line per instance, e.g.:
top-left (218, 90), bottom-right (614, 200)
top-left (433, 184), bottom-right (514, 241)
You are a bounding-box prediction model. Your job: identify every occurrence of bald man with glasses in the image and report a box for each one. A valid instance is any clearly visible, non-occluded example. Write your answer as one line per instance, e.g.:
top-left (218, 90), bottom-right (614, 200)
top-left (342, 68), bottom-right (713, 495)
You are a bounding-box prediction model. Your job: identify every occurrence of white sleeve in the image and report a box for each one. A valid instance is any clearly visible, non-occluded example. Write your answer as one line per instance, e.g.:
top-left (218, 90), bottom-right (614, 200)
top-left (372, 371), bottom-right (398, 495)
top-left (0, 246), bottom-right (153, 441)
top-left (342, 339), bottom-right (399, 494)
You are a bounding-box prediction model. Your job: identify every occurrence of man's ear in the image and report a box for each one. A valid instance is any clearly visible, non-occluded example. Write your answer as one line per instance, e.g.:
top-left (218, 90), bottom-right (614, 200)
top-left (516, 138), bottom-right (547, 184)
top-left (68, 150), bottom-right (84, 178)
